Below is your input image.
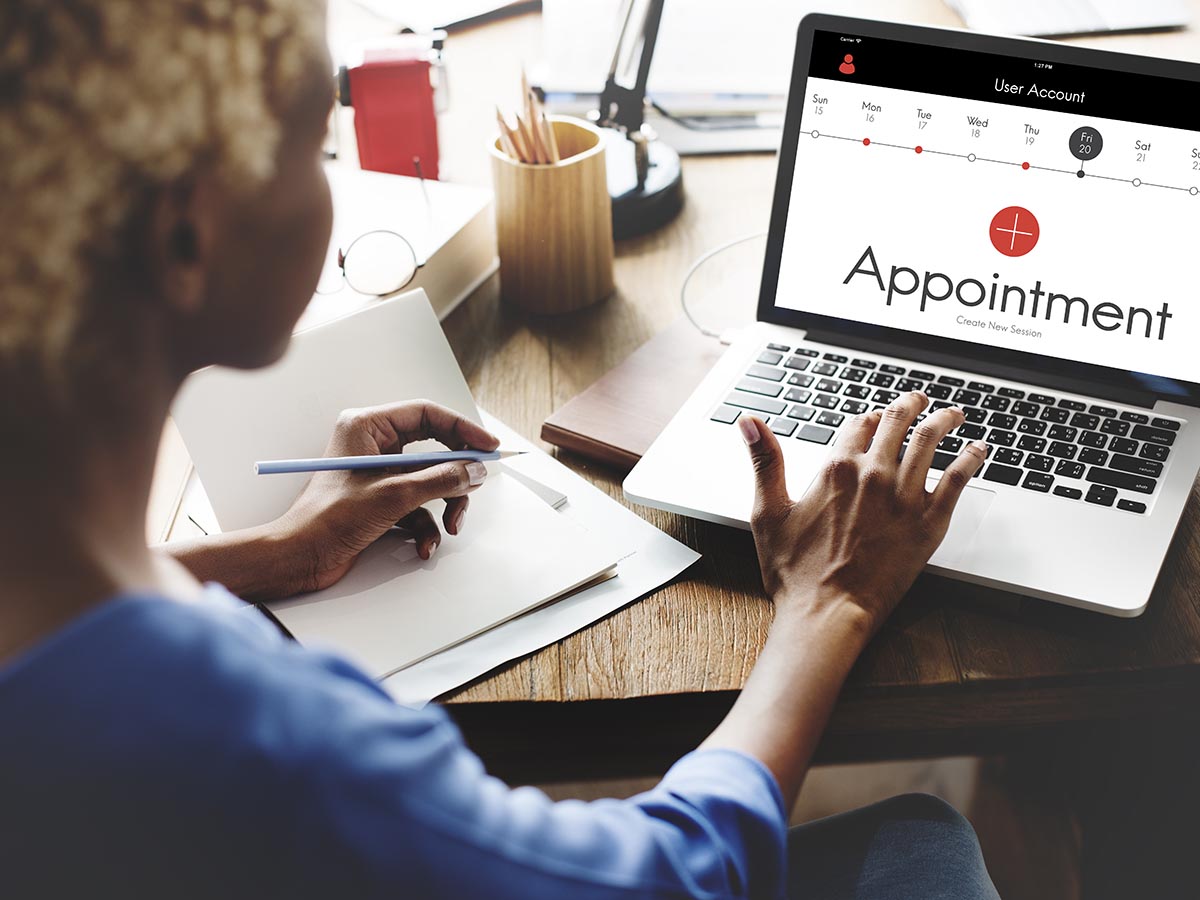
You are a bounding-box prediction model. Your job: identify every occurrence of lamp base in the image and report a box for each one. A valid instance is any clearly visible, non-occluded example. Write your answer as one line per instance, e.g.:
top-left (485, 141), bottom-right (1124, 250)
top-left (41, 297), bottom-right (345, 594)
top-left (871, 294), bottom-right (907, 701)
top-left (600, 128), bottom-right (684, 239)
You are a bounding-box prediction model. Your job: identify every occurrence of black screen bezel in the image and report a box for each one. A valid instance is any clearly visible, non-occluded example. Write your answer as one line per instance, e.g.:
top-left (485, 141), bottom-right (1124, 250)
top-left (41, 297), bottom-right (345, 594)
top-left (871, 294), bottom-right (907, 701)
top-left (758, 14), bottom-right (1200, 406)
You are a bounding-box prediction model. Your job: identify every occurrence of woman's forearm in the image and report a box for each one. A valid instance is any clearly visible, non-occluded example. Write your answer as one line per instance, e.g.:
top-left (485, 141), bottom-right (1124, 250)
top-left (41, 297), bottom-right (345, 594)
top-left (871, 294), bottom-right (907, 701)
top-left (700, 596), bottom-right (873, 807)
top-left (163, 522), bottom-right (311, 603)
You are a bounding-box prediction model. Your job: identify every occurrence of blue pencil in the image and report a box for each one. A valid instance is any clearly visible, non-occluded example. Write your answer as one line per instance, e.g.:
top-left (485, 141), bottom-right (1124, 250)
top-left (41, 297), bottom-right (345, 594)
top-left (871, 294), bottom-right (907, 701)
top-left (254, 449), bottom-right (525, 475)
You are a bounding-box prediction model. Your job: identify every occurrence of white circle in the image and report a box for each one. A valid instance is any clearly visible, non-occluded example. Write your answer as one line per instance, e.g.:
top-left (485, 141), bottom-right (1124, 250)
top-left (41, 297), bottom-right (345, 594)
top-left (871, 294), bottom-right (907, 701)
top-left (1191, 187), bottom-right (1199, 196)
top-left (1132, 178), bottom-right (1142, 187)
top-left (967, 153), bottom-right (977, 162)
top-left (811, 129), bottom-right (820, 139)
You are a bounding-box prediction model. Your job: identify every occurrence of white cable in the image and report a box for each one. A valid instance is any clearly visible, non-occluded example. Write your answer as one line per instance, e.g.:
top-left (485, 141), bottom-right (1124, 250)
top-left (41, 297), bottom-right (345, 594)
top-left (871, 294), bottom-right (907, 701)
top-left (679, 232), bottom-right (768, 339)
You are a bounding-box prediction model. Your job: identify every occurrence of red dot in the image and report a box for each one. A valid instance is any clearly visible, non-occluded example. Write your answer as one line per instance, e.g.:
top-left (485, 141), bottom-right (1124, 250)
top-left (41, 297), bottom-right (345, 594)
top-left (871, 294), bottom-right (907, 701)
top-left (915, 145), bottom-right (923, 154)
top-left (863, 137), bottom-right (870, 146)
top-left (1022, 161), bottom-right (1030, 170)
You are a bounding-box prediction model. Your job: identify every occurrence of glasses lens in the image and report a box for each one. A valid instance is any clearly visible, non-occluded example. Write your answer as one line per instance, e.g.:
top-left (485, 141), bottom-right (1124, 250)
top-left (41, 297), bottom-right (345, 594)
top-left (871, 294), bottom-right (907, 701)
top-left (342, 231), bottom-right (418, 296)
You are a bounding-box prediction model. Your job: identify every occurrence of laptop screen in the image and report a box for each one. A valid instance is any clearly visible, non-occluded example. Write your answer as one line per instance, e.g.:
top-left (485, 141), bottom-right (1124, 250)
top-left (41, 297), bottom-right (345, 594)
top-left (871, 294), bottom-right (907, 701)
top-left (765, 20), bottom-right (1200, 400)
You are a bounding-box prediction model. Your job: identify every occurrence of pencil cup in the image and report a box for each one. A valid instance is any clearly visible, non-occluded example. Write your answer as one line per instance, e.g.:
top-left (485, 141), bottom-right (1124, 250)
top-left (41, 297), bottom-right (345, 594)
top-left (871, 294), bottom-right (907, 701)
top-left (490, 116), bottom-right (615, 314)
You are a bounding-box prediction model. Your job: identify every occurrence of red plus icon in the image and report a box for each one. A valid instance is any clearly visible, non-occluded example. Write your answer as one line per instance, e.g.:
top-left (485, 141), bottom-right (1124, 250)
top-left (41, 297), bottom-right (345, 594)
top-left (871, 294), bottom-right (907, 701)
top-left (989, 206), bottom-right (1039, 257)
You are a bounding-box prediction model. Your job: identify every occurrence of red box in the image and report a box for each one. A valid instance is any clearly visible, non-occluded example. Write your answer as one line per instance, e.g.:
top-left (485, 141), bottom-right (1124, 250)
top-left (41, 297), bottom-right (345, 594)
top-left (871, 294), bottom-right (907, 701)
top-left (346, 48), bottom-right (439, 179)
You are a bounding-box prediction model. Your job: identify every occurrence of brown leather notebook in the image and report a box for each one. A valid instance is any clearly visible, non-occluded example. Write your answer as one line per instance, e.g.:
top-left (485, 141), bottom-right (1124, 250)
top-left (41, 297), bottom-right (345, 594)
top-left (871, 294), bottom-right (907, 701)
top-left (541, 318), bottom-right (725, 469)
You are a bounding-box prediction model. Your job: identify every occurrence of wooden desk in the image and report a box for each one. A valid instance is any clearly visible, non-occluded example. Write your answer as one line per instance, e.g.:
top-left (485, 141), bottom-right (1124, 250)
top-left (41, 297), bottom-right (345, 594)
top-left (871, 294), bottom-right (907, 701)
top-left (417, 3), bottom-right (1200, 783)
top-left (173, 2), bottom-right (1200, 783)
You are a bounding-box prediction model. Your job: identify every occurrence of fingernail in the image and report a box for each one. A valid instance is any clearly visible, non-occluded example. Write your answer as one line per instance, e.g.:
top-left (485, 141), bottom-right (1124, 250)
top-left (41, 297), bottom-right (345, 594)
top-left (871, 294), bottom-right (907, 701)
top-left (453, 507), bottom-right (465, 533)
top-left (738, 417), bottom-right (760, 445)
top-left (466, 462), bottom-right (487, 486)
top-left (971, 440), bottom-right (989, 455)
top-left (428, 540), bottom-right (439, 557)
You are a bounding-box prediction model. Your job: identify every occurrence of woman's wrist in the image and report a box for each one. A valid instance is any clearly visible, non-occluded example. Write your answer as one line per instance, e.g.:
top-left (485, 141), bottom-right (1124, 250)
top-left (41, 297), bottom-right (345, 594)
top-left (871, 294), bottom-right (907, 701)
top-left (770, 588), bottom-right (879, 655)
top-left (167, 519), bottom-right (317, 603)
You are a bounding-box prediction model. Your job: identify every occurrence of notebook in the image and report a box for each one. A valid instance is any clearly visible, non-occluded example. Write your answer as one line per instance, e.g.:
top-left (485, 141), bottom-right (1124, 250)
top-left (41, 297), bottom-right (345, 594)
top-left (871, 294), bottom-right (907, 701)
top-left (172, 291), bottom-right (624, 676)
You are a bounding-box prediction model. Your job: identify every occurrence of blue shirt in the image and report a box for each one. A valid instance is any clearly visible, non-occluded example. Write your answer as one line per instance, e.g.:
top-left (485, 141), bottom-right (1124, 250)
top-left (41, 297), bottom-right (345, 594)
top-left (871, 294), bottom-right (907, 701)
top-left (1, 585), bottom-right (786, 899)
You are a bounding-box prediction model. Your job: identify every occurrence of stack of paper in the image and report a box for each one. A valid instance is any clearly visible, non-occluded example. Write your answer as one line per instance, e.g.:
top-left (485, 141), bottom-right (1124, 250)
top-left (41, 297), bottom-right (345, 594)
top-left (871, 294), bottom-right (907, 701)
top-left (945, 0), bottom-right (1189, 38)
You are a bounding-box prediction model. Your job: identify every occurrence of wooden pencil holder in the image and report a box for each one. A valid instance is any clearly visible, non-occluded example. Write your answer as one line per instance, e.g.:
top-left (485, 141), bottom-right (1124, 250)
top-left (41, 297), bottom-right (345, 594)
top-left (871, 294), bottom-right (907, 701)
top-left (490, 116), bottom-right (615, 314)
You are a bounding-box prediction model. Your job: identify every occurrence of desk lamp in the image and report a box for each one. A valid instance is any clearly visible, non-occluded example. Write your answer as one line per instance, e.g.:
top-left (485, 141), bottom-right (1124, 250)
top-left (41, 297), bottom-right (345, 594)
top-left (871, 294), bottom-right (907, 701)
top-left (595, 0), bottom-right (684, 238)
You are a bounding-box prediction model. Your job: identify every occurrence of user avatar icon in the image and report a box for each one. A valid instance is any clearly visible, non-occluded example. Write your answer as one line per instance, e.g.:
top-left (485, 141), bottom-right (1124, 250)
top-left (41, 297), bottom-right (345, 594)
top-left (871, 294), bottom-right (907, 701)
top-left (839, 54), bottom-right (855, 75)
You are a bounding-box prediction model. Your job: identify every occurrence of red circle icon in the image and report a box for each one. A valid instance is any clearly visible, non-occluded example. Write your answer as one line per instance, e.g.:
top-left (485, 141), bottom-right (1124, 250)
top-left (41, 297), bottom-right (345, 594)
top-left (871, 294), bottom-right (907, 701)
top-left (989, 206), bottom-right (1039, 257)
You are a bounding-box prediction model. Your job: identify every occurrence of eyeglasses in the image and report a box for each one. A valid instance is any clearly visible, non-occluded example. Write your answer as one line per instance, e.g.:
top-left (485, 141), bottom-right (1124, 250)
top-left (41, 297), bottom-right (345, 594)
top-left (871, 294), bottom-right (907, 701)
top-left (315, 230), bottom-right (422, 297)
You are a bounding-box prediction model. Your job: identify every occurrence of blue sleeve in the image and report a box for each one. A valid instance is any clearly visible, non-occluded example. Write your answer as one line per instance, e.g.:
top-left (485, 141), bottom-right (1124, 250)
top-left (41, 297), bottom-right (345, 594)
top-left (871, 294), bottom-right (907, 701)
top-left (265, 652), bottom-right (789, 899)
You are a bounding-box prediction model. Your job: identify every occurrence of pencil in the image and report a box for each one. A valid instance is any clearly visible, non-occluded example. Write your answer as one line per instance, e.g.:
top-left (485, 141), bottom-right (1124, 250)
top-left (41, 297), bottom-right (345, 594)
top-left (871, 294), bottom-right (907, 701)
top-left (495, 107), bottom-right (520, 160)
top-left (255, 449), bottom-right (527, 476)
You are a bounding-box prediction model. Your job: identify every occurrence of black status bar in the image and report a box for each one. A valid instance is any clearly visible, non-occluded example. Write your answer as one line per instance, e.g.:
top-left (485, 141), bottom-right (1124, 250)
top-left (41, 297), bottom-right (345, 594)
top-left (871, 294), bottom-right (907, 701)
top-left (810, 29), bottom-right (1200, 132)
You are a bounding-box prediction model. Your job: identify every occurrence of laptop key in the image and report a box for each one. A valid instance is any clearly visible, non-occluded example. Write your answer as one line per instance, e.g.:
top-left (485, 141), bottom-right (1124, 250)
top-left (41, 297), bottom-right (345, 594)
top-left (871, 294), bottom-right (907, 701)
top-left (1022, 471), bottom-right (1054, 493)
top-left (1012, 401), bottom-right (1040, 418)
top-left (1040, 407), bottom-right (1070, 424)
top-left (757, 351), bottom-right (783, 366)
top-left (1079, 431), bottom-right (1107, 449)
top-left (925, 383), bottom-right (953, 400)
top-left (953, 389), bottom-right (982, 407)
top-left (766, 342), bottom-right (791, 352)
top-left (1086, 467), bottom-right (1157, 494)
top-left (987, 429), bottom-right (1017, 447)
top-left (852, 358), bottom-right (877, 369)
top-left (813, 394), bottom-right (840, 409)
top-left (867, 372), bottom-right (895, 387)
top-left (1058, 399), bottom-right (1087, 411)
top-left (1070, 413), bottom-right (1100, 431)
top-left (746, 364), bottom-right (786, 382)
top-left (998, 387), bottom-right (1025, 399)
top-left (908, 369), bottom-right (936, 380)
top-left (1047, 442), bottom-right (1077, 460)
top-left (844, 384), bottom-right (872, 400)
top-left (987, 413), bottom-right (1017, 429)
top-left (937, 375), bottom-right (965, 386)
top-left (983, 463), bottom-right (1023, 485)
top-left (881, 364), bottom-right (906, 375)
top-left (1100, 418), bottom-right (1130, 436)
top-left (1120, 411), bottom-right (1149, 424)
top-left (1028, 393), bottom-right (1057, 405)
top-left (710, 405), bottom-right (740, 424)
top-left (726, 392), bottom-right (786, 415)
top-left (1090, 405), bottom-right (1118, 418)
top-left (769, 417), bottom-right (798, 437)
top-left (816, 411), bottom-right (845, 427)
top-left (788, 404), bottom-right (817, 421)
top-left (1054, 486), bottom-right (1083, 499)
top-left (964, 407), bottom-right (988, 424)
top-left (1017, 418), bottom-right (1046, 435)
top-left (1130, 424), bottom-right (1176, 446)
top-left (895, 378), bottom-right (924, 392)
top-left (840, 367), bottom-right (867, 383)
top-left (1085, 485), bottom-right (1117, 507)
top-left (784, 388), bottom-right (812, 403)
top-left (1109, 437), bottom-right (1138, 455)
top-left (872, 389), bottom-right (899, 404)
top-left (1055, 460), bottom-right (1085, 479)
top-left (1118, 499), bottom-right (1148, 514)
top-left (981, 395), bottom-right (1010, 411)
top-left (813, 362), bottom-right (839, 376)
top-left (784, 356), bottom-right (811, 371)
top-left (841, 400), bottom-right (869, 415)
top-left (1017, 436), bottom-right (1046, 453)
top-left (815, 378), bottom-right (843, 394)
top-left (1024, 454), bottom-right (1053, 472)
top-left (958, 423), bottom-right (987, 441)
top-left (1109, 454), bottom-right (1164, 478)
top-left (1139, 443), bottom-right (1170, 461)
top-left (797, 424), bottom-right (835, 444)
top-left (1078, 448), bottom-right (1108, 466)
top-left (737, 378), bottom-right (783, 397)
top-left (1047, 425), bottom-right (1077, 442)
top-left (968, 381), bottom-right (995, 393)
top-left (994, 448), bottom-right (1023, 465)
top-left (1152, 417), bottom-right (1181, 431)
top-left (788, 373), bottom-right (814, 387)
top-left (939, 436), bottom-right (963, 452)
top-left (793, 348), bottom-right (819, 358)
top-left (823, 353), bottom-right (848, 363)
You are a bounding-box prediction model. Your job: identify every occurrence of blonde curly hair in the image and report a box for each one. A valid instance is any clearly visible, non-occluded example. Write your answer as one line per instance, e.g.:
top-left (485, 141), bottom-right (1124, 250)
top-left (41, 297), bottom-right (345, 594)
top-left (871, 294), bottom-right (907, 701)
top-left (0, 0), bottom-right (325, 372)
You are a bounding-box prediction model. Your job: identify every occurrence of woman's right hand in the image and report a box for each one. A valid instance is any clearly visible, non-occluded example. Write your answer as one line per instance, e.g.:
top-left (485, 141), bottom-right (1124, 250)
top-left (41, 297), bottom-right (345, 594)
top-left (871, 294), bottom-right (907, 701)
top-left (739, 390), bottom-right (987, 637)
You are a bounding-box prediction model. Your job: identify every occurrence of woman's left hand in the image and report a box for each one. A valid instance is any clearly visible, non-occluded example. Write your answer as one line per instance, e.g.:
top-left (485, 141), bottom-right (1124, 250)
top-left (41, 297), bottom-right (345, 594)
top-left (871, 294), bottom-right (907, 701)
top-left (276, 400), bottom-right (499, 593)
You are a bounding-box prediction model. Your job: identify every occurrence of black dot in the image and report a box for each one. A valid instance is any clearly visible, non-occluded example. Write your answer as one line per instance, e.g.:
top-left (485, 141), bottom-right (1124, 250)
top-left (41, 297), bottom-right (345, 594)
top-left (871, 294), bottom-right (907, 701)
top-left (1077, 170), bottom-right (1085, 178)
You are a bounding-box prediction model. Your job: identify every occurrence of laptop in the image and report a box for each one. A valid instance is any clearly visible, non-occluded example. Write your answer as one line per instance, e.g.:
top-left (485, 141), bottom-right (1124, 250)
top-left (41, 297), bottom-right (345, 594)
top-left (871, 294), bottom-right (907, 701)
top-left (624, 14), bottom-right (1200, 617)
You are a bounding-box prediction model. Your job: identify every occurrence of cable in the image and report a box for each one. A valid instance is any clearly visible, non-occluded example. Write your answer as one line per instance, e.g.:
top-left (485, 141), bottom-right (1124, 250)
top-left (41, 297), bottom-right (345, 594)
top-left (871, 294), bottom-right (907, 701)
top-left (680, 232), bottom-right (767, 339)
top-left (649, 99), bottom-right (772, 132)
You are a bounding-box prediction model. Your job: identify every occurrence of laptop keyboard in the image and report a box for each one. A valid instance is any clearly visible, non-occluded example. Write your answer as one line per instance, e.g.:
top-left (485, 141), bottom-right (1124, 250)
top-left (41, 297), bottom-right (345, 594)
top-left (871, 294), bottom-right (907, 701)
top-left (711, 341), bottom-right (1186, 515)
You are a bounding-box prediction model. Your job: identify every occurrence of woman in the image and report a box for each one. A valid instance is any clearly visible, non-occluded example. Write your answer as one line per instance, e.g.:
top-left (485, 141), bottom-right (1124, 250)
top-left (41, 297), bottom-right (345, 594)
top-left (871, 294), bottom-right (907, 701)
top-left (0, 2), bottom-right (998, 898)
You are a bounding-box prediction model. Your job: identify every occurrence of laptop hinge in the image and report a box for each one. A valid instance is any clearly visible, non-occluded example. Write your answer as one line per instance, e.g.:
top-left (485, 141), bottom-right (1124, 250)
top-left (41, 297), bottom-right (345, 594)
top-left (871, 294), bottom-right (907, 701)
top-left (802, 328), bottom-right (1160, 409)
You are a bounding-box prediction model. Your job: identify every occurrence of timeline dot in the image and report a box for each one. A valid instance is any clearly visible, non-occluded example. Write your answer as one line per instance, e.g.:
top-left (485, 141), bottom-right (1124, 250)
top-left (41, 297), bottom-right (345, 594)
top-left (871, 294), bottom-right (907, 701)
top-left (1021, 161), bottom-right (1030, 170)
top-left (967, 153), bottom-right (976, 162)
top-left (915, 145), bottom-right (923, 154)
top-left (810, 129), bottom-right (819, 139)
top-left (1132, 178), bottom-right (1142, 187)
top-left (863, 137), bottom-right (871, 146)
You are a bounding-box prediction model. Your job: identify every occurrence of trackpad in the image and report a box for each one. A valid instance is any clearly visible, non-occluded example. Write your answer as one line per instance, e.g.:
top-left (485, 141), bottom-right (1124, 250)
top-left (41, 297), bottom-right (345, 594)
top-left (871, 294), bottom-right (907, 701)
top-left (928, 482), bottom-right (994, 567)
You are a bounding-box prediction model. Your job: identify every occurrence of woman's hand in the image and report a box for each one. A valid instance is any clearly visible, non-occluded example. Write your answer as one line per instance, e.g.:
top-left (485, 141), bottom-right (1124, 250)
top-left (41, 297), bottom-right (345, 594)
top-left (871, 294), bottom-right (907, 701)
top-left (739, 390), bottom-right (987, 637)
top-left (276, 400), bottom-right (500, 593)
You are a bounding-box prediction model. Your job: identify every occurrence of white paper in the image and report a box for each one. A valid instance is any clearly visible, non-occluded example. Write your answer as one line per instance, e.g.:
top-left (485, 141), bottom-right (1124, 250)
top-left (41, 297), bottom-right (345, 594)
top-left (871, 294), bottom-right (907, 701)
top-left (382, 412), bottom-right (701, 706)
